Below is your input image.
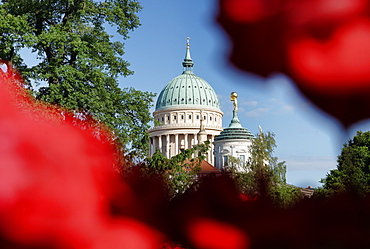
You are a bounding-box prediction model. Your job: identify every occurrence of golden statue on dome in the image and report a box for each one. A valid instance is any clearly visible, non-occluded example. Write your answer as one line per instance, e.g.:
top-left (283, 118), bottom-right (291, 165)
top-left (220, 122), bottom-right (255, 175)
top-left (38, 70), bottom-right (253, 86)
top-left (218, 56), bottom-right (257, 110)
top-left (230, 92), bottom-right (238, 111)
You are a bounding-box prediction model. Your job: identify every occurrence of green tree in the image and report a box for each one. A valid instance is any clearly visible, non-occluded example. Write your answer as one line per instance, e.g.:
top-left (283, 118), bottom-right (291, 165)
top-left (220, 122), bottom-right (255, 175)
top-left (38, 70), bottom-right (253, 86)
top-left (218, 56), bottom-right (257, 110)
top-left (226, 131), bottom-right (302, 208)
top-left (316, 131), bottom-right (370, 198)
top-left (0, 0), bottom-right (154, 158)
top-left (143, 141), bottom-right (211, 199)
top-left (224, 155), bottom-right (255, 197)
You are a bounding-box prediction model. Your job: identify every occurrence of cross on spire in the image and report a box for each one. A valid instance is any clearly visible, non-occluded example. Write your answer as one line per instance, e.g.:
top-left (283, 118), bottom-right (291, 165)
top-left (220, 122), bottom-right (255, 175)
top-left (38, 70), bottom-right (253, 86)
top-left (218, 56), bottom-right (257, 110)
top-left (183, 37), bottom-right (194, 71)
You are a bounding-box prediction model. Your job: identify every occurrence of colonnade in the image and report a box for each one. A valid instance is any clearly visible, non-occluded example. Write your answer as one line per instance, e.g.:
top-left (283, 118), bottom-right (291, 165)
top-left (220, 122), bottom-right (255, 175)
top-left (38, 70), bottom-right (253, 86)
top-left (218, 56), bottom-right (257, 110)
top-left (149, 133), bottom-right (216, 164)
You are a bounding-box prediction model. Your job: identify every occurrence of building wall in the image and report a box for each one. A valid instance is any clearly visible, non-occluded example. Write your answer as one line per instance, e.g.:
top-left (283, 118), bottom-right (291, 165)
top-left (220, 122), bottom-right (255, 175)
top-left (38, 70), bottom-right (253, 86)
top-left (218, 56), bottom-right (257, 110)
top-left (214, 139), bottom-right (253, 171)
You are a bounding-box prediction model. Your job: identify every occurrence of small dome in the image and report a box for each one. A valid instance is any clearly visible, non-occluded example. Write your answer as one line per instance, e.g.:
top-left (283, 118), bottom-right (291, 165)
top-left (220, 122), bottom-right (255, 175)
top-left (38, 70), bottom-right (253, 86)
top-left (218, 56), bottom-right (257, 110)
top-left (214, 127), bottom-right (254, 141)
top-left (155, 70), bottom-right (221, 111)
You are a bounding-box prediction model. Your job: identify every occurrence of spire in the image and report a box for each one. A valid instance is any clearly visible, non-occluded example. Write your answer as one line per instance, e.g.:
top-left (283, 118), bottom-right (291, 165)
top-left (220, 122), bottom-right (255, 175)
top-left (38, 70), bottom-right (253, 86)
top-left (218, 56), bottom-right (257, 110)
top-left (229, 92), bottom-right (242, 128)
top-left (182, 37), bottom-right (194, 72)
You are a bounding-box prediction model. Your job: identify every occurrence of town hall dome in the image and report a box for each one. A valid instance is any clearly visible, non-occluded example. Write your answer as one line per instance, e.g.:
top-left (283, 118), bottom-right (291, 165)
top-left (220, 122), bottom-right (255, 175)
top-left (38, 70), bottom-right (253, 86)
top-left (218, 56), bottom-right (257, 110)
top-left (155, 40), bottom-right (221, 112)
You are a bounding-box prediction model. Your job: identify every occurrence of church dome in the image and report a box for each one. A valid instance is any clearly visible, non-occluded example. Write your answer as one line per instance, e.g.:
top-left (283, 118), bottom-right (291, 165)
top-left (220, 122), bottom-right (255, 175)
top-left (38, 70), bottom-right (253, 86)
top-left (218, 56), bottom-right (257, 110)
top-left (155, 71), bottom-right (220, 111)
top-left (155, 39), bottom-right (221, 112)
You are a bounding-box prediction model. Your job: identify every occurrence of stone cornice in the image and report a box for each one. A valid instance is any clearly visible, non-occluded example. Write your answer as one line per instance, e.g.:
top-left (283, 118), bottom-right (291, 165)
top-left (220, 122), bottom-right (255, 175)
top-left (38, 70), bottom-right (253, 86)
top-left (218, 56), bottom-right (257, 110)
top-left (149, 123), bottom-right (223, 133)
top-left (153, 106), bottom-right (223, 116)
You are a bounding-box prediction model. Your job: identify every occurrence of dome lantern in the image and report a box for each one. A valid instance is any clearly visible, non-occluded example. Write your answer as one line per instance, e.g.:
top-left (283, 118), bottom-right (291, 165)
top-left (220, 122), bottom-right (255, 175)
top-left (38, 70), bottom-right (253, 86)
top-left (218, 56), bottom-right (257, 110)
top-left (229, 91), bottom-right (243, 128)
top-left (214, 92), bottom-right (253, 141)
top-left (182, 37), bottom-right (194, 72)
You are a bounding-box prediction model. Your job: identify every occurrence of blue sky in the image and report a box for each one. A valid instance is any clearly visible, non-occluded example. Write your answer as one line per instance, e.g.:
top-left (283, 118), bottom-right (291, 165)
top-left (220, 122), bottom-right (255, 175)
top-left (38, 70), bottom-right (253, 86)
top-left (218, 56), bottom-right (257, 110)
top-left (118, 0), bottom-right (370, 188)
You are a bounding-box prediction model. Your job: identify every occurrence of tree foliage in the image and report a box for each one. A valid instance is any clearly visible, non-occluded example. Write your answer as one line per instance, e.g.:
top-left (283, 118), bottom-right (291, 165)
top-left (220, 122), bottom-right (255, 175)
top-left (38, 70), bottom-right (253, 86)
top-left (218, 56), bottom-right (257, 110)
top-left (316, 131), bottom-right (370, 198)
top-left (142, 141), bottom-right (211, 199)
top-left (225, 131), bottom-right (302, 208)
top-left (0, 0), bottom-right (155, 158)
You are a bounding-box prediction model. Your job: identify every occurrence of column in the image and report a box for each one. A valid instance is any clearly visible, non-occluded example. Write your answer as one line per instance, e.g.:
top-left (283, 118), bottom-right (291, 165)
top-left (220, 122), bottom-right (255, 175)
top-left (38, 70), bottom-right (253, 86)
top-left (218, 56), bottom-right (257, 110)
top-left (184, 134), bottom-right (188, 150)
top-left (166, 134), bottom-right (170, 158)
top-left (158, 135), bottom-right (162, 155)
top-left (149, 137), bottom-right (152, 156)
top-left (210, 135), bottom-right (215, 165)
top-left (194, 133), bottom-right (198, 145)
top-left (175, 134), bottom-right (179, 155)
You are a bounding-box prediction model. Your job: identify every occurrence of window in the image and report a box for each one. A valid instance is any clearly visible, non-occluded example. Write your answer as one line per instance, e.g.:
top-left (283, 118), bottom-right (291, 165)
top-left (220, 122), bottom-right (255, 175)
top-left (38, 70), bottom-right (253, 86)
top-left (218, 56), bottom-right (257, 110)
top-left (161, 117), bottom-right (164, 122)
top-left (181, 115), bottom-right (184, 119)
top-left (239, 155), bottom-right (245, 166)
top-left (210, 117), bottom-right (212, 120)
top-left (223, 156), bottom-right (229, 166)
top-left (174, 116), bottom-right (177, 120)
top-left (189, 115), bottom-right (192, 119)
top-left (196, 115), bottom-right (199, 119)
top-left (167, 116), bottom-right (170, 121)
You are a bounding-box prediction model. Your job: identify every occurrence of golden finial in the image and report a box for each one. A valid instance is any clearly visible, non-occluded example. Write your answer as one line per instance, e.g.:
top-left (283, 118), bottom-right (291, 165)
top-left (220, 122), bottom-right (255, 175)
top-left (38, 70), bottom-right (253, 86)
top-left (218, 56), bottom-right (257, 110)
top-left (230, 92), bottom-right (238, 111)
top-left (230, 92), bottom-right (238, 100)
top-left (186, 37), bottom-right (190, 48)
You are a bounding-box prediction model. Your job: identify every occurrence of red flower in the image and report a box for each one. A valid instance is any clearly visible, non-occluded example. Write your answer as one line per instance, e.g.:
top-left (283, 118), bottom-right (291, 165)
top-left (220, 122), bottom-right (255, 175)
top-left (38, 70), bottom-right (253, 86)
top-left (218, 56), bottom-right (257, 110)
top-left (187, 218), bottom-right (250, 249)
top-left (0, 64), bottom-right (163, 248)
top-left (217, 0), bottom-right (370, 127)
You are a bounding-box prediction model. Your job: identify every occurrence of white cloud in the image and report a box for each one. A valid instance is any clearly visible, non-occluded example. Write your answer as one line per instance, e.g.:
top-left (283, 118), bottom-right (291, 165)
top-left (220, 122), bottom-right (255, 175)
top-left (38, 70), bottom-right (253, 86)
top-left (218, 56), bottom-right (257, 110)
top-left (276, 104), bottom-right (295, 114)
top-left (282, 155), bottom-right (337, 171)
top-left (245, 107), bottom-right (271, 117)
top-left (219, 92), bottom-right (297, 119)
top-left (235, 97), bottom-right (297, 118)
top-left (241, 100), bottom-right (258, 108)
top-left (217, 94), bottom-right (226, 101)
top-left (281, 155), bottom-right (337, 187)
top-left (268, 98), bottom-right (296, 115)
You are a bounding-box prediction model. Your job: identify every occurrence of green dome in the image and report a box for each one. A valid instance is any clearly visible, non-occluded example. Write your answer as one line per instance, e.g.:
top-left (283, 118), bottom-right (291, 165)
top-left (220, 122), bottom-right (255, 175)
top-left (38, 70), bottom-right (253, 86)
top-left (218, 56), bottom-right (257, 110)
top-left (155, 71), bottom-right (221, 111)
top-left (155, 39), bottom-right (221, 111)
top-left (214, 110), bottom-right (254, 141)
top-left (214, 126), bottom-right (254, 141)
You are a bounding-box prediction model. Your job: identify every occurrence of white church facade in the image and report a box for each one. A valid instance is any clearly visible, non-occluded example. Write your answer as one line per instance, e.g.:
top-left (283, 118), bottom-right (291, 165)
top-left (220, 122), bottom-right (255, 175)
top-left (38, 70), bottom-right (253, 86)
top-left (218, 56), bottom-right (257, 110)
top-left (148, 39), bottom-right (254, 170)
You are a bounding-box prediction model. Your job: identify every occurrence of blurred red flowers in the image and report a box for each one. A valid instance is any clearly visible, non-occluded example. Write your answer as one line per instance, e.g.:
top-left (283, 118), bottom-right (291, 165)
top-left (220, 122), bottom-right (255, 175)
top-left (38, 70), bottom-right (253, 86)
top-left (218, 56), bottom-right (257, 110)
top-left (0, 64), bottom-right (163, 248)
top-left (217, 0), bottom-right (370, 127)
top-left (187, 218), bottom-right (249, 249)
